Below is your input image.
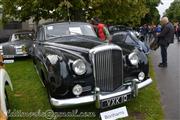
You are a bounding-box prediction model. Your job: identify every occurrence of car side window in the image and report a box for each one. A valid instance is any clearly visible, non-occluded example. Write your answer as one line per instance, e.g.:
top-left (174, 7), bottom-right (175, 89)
top-left (37, 27), bottom-right (44, 41)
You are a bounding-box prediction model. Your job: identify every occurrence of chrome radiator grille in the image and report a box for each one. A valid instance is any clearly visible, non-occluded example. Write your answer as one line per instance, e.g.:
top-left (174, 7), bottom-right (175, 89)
top-left (3, 45), bottom-right (15, 55)
top-left (90, 45), bottom-right (123, 92)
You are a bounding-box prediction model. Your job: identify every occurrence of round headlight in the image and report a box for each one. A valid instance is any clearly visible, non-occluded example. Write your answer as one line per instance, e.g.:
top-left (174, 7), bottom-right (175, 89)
top-left (138, 72), bottom-right (145, 81)
top-left (128, 52), bottom-right (139, 65)
top-left (72, 59), bottom-right (86, 75)
top-left (72, 84), bottom-right (83, 96)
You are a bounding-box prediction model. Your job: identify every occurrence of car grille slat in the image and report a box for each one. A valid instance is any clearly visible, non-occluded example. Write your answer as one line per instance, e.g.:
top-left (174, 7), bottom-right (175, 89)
top-left (91, 45), bottom-right (123, 92)
top-left (3, 45), bottom-right (15, 55)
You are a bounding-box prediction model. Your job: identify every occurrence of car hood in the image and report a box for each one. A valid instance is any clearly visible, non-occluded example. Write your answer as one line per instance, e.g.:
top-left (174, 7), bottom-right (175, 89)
top-left (136, 40), bottom-right (150, 53)
top-left (45, 35), bottom-right (104, 53)
top-left (0, 40), bottom-right (32, 46)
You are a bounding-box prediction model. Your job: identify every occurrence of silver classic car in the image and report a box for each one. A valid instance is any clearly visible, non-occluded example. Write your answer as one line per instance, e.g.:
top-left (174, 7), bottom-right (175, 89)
top-left (0, 31), bottom-right (34, 58)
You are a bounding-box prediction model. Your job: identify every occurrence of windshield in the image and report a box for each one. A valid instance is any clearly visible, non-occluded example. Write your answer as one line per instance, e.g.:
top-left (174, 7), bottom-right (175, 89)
top-left (11, 33), bottom-right (34, 41)
top-left (45, 23), bottom-right (97, 40)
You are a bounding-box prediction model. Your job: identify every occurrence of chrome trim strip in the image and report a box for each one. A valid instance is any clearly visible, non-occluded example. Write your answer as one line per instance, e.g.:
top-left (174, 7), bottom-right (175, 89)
top-left (14, 46), bottom-right (23, 49)
top-left (137, 78), bottom-right (153, 89)
top-left (3, 54), bottom-right (28, 58)
top-left (99, 87), bottom-right (132, 100)
top-left (50, 78), bottom-right (152, 108)
top-left (89, 44), bottom-right (122, 55)
top-left (50, 95), bottom-right (95, 108)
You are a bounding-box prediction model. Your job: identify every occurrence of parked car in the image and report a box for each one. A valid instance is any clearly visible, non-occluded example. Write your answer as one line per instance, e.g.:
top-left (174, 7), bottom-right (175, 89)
top-left (0, 56), bottom-right (13, 120)
top-left (0, 30), bottom-right (34, 58)
top-left (109, 25), bottom-right (150, 54)
top-left (33, 22), bottom-right (152, 110)
top-left (108, 25), bottom-right (133, 34)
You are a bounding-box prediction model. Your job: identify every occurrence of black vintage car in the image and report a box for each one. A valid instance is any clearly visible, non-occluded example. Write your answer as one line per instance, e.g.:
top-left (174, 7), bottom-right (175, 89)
top-left (111, 31), bottom-right (150, 54)
top-left (33, 22), bottom-right (152, 109)
top-left (109, 25), bottom-right (150, 54)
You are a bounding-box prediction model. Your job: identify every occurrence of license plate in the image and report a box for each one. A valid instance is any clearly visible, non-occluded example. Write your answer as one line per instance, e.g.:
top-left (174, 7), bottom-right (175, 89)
top-left (100, 106), bottom-right (128, 120)
top-left (100, 93), bottom-right (131, 108)
top-left (3, 60), bottom-right (14, 63)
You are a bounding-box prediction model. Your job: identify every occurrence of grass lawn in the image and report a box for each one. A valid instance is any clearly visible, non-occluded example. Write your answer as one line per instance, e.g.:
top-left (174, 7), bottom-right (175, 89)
top-left (5, 58), bottom-right (164, 120)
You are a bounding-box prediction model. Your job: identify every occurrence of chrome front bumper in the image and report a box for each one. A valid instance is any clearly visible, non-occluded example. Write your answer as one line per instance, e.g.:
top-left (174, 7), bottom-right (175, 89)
top-left (50, 78), bottom-right (152, 108)
top-left (3, 54), bottom-right (28, 58)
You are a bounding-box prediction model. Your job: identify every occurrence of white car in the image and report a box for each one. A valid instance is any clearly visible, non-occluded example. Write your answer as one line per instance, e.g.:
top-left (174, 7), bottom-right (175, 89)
top-left (0, 67), bottom-right (13, 120)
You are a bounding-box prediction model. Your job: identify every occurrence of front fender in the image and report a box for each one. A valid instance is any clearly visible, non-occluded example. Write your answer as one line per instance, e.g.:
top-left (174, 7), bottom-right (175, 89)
top-left (45, 54), bottom-right (68, 96)
top-left (0, 68), bottom-right (13, 117)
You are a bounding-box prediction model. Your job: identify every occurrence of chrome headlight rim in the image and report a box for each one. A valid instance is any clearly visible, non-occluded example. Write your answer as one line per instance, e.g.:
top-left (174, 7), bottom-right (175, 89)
top-left (128, 52), bottom-right (139, 65)
top-left (72, 59), bottom-right (86, 75)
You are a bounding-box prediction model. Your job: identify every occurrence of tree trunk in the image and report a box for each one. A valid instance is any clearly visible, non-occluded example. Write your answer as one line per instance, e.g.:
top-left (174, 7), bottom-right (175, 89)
top-left (34, 20), bottom-right (39, 32)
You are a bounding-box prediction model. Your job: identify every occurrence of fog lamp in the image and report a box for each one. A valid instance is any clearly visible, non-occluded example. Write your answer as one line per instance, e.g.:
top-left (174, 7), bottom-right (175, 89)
top-left (72, 84), bottom-right (83, 96)
top-left (138, 72), bottom-right (145, 81)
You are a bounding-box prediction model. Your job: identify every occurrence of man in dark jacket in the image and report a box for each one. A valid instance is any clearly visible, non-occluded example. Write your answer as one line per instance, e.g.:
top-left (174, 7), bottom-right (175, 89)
top-left (157, 17), bottom-right (174, 67)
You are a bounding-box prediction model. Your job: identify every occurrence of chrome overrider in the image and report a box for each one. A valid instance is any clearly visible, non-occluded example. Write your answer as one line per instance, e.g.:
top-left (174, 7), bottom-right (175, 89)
top-left (50, 78), bottom-right (152, 108)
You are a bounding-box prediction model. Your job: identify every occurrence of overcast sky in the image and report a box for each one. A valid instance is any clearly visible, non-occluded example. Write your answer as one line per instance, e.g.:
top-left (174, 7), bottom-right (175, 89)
top-left (156, 0), bottom-right (174, 18)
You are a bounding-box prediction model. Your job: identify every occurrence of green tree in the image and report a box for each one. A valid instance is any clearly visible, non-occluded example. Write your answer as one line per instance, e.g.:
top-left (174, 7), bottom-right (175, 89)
top-left (141, 0), bottom-right (161, 25)
top-left (2, 0), bottom-right (68, 27)
top-left (2, 0), bottom-right (161, 27)
top-left (90, 0), bottom-right (149, 26)
top-left (166, 0), bottom-right (180, 22)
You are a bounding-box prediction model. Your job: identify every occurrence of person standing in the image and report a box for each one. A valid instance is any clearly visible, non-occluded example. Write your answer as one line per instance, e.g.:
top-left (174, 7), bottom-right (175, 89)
top-left (91, 17), bottom-right (110, 41)
top-left (175, 23), bottom-right (180, 42)
top-left (157, 17), bottom-right (174, 67)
